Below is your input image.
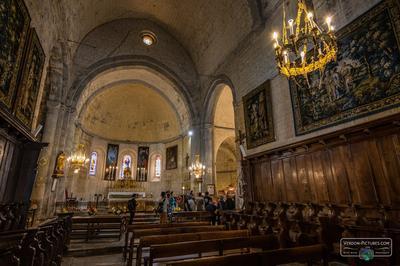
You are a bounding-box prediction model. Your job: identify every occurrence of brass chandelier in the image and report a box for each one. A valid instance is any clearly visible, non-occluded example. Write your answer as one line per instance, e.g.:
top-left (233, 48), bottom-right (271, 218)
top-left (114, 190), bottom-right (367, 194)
top-left (273, 0), bottom-right (337, 77)
top-left (67, 144), bottom-right (89, 172)
top-left (188, 155), bottom-right (206, 179)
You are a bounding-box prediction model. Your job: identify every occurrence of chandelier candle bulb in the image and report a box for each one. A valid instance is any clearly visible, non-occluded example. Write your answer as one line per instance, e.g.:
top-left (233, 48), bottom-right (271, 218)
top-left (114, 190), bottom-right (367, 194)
top-left (326, 16), bottom-right (332, 31)
top-left (288, 19), bottom-right (294, 35)
top-left (300, 51), bottom-right (305, 64)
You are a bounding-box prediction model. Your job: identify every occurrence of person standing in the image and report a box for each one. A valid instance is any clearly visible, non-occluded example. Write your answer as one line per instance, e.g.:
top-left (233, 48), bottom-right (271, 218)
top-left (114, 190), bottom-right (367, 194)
top-left (188, 196), bottom-right (195, 211)
top-left (158, 192), bottom-right (168, 224)
top-left (127, 194), bottom-right (137, 225)
top-left (196, 193), bottom-right (204, 211)
top-left (206, 199), bottom-right (217, 225)
top-left (217, 196), bottom-right (226, 211)
top-left (226, 196), bottom-right (235, 210)
top-left (169, 191), bottom-right (176, 211)
top-left (204, 192), bottom-right (212, 209)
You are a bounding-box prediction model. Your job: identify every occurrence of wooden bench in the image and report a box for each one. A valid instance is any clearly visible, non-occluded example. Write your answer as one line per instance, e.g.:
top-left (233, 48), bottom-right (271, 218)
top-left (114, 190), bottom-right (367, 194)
top-left (148, 235), bottom-right (278, 266)
top-left (72, 215), bottom-right (125, 241)
top-left (166, 244), bottom-right (328, 266)
top-left (127, 225), bottom-right (225, 266)
top-left (124, 221), bottom-right (210, 260)
top-left (258, 244), bottom-right (328, 266)
top-left (136, 230), bottom-right (250, 266)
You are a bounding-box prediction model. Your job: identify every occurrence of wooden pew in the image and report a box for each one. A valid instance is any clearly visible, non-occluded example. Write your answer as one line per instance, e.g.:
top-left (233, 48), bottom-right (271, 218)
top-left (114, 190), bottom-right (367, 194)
top-left (165, 244), bottom-right (327, 266)
top-left (172, 211), bottom-right (211, 222)
top-left (258, 244), bottom-right (328, 266)
top-left (127, 226), bottom-right (224, 266)
top-left (148, 235), bottom-right (278, 266)
top-left (136, 230), bottom-right (250, 266)
top-left (166, 253), bottom-right (259, 266)
top-left (0, 214), bottom-right (72, 266)
top-left (124, 221), bottom-right (210, 260)
top-left (71, 215), bottom-right (125, 241)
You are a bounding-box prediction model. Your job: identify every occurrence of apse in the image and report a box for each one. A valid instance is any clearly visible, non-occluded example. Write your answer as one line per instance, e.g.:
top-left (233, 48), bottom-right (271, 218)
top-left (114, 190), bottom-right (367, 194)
top-left (79, 83), bottom-right (182, 143)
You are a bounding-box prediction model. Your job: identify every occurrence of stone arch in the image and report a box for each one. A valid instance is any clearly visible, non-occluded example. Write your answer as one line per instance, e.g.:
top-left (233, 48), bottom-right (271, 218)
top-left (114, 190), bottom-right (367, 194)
top-left (202, 75), bottom-right (238, 125)
top-left (215, 136), bottom-right (238, 194)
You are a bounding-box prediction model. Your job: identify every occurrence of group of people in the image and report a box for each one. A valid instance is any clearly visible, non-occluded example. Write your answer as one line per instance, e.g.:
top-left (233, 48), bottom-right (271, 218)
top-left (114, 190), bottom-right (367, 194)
top-left (157, 190), bottom-right (236, 224)
top-left (126, 191), bottom-right (236, 225)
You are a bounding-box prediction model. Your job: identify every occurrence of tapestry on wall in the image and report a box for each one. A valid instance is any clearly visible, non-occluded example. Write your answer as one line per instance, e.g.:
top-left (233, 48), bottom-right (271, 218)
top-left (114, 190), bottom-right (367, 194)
top-left (166, 145), bottom-right (178, 170)
top-left (105, 144), bottom-right (119, 180)
top-left (137, 146), bottom-right (149, 181)
top-left (0, 0), bottom-right (30, 109)
top-left (14, 28), bottom-right (45, 128)
top-left (243, 80), bottom-right (275, 149)
top-left (290, 0), bottom-right (400, 135)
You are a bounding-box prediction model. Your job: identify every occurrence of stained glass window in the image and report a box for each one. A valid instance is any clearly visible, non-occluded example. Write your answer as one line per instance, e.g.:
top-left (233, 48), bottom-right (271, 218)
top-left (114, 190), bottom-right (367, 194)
top-left (155, 155), bottom-right (161, 177)
top-left (120, 155), bottom-right (132, 178)
top-left (89, 152), bottom-right (97, 176)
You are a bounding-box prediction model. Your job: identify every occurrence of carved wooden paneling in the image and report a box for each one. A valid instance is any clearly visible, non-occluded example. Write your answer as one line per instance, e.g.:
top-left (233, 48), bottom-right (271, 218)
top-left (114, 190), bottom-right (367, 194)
top-left (377, 134), bottom-right (400, 205)
top-left (246, 117), bottom-right (400, 207)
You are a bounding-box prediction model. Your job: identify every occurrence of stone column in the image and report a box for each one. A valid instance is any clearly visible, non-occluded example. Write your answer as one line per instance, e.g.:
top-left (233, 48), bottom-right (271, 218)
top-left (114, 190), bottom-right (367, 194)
top-left (31, 99), bottom-right (62, 221)
top-left (201, 123), bottom-right (214, 194)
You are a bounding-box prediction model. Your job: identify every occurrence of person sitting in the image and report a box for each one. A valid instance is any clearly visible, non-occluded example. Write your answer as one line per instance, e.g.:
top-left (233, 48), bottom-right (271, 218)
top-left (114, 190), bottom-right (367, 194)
top-left (127, 194), bottom-right (137, 225)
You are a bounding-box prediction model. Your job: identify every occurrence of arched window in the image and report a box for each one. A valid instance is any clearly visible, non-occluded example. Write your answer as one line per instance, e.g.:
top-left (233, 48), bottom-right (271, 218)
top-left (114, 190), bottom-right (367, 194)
top-left (89, 152), bottom-right (98, 176)
top-left (150, 154), bottom-right (162, 182)
top-left (155, 155), bottom-right (161, 177)
top-left (120, 155), bottom-right (132, 179)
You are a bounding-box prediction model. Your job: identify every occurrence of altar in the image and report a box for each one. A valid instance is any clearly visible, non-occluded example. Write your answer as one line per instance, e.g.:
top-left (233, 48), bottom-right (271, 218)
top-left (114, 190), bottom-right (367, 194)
top-left (107, 191), bottom-right (146, 202)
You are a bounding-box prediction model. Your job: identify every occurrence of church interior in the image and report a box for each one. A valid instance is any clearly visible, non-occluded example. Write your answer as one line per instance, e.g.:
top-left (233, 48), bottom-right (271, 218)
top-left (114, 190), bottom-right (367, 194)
top-left (0, 0), bottom-right (400, 265)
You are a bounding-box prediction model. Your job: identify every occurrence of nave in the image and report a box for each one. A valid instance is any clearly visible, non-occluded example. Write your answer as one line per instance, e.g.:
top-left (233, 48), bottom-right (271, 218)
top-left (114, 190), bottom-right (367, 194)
top-left (1, 0), bottom-right (400, 265)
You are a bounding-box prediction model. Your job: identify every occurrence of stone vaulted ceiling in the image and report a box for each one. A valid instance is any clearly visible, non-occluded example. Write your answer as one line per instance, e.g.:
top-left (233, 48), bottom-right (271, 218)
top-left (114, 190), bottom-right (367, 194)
top-left (60, 0), bottom-right (257, 75)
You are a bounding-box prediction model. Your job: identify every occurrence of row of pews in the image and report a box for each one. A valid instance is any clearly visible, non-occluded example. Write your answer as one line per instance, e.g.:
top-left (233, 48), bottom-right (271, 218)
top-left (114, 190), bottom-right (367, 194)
top-left (122, 210), bottom-right (329, 266)
top-left (0, 214), bottom-right (72, 266)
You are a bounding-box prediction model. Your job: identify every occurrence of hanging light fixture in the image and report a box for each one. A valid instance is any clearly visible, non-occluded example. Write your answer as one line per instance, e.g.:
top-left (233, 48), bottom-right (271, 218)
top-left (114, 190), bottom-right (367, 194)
top-left (67, 144), bottom-right (89, 172)
top-left (188, 155), bottom-right (206, 179)
top-left (273, 0), bottom-right (337, 78)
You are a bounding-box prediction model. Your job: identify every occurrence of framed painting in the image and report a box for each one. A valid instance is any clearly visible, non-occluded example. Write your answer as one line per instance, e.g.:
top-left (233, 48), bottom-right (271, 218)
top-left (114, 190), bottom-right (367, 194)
top-left (137, 146), bottom-right (149, 181)
top-left (243, 80), bottom-right (275, 149)
top-left (104, 144), bottom-right (119, 180)
top-left (14, 28), bottom-right (45, 128)
top-left (207, 184), bottom-right (215, 196)
top-left (0, 0), bottom-right (31, 109)
top-left (166, 145), bottom-right (178, 170)
top-left (290, 0), bottom-right (400, 135)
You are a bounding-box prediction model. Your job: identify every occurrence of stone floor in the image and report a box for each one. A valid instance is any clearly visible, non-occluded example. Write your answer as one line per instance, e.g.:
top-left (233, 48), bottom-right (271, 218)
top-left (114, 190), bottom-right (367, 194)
top-left (62, 238), bottom-right (349, 266)
top-left (62, 254), bottom-right (126, 266)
